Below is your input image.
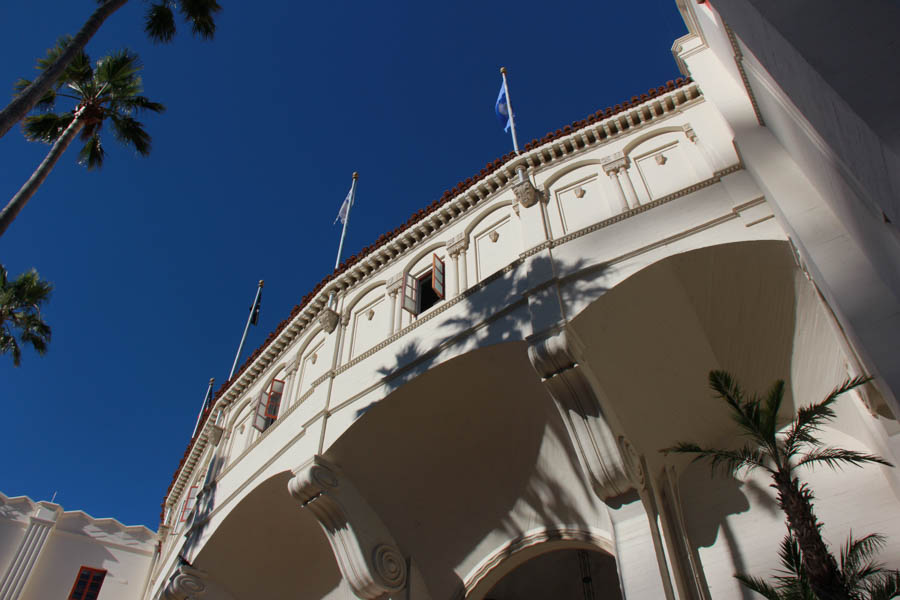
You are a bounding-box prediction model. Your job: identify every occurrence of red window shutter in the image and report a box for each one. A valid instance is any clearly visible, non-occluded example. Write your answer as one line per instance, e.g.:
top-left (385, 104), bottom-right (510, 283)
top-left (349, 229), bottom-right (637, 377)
top-left (68, 566), bottom-right (107, 600)
top-left (252, 389), bottom-right (268, 432)
top-left (179, 485), bottom-right (198, 523)
top-left (402, 273), bottom-right (419, 315)
top-left (265, 379), bottom-right (285, 419)
top-left (432, 254), bottom-right (445, 299)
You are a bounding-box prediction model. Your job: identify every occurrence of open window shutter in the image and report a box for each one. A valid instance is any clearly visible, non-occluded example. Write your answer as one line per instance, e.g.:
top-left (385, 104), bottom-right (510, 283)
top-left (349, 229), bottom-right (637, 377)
top-left (265, 379), bottom-right (285, 419)
top-left (432, 254), bottom-right (445, 299)
top-left (179, 485), bottom-right (198, 522)
top-left (252, 390), bottom-right (268, 432)
top-left (402, 273), bottom-right (419, 315)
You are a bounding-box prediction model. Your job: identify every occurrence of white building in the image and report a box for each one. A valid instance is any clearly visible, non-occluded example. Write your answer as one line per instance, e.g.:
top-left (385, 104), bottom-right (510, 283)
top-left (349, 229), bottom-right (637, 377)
top-left (7, 1), bottom-right (900, 598)
top-left (0, 493), bottom-right (156, 600)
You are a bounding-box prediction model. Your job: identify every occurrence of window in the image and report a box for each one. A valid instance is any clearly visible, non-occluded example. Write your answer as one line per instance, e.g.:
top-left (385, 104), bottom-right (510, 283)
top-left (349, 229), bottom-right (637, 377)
top-left (252, 378), bottom-right (285, 432)
top-left (68, 566), bottom-right (106, 600)
top-left (402, 254), bottom-right (445, 316)
top-left (179, 485), bottom-right (198, 523)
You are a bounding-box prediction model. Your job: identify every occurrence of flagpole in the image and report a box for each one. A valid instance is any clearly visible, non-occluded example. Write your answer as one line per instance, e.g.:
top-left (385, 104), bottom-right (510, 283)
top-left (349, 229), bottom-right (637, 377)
top-left (192, 377), bottom-right (216, 438)
top-left (229, 280), bottom-right (264, 381)
top-left (334, 172), bottom-right (358, 270)
top-left (500, 67), bottom-right (520, 155)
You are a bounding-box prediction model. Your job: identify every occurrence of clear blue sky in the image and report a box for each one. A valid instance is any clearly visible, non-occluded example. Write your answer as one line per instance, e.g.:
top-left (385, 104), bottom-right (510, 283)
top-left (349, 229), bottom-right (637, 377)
top-left (0, 1), bottom-right (686, 528)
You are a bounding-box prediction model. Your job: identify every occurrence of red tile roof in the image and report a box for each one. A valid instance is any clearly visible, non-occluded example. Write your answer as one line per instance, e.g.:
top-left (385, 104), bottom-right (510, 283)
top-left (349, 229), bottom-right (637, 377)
top-left (161, 77), bottom-right (694, 521)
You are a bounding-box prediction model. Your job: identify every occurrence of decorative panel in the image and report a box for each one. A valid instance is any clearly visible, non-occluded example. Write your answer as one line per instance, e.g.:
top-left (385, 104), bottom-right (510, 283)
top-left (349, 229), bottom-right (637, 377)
top-left (474, 215), bottom-right (518, 282)
top-left (633, 140), bottom-right (698, 201)
top-left (350, 295), bottom-right (386, 359)
top-left (554, 174), bottom-right (612, 234)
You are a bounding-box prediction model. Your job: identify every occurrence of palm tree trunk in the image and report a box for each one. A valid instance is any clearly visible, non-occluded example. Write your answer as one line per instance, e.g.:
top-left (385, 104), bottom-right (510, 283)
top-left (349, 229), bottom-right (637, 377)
top-left (0, 114), bottom-right (85, 237)
top-left (774, 471), bottom-right (849, 600)
top-left (0, 0), bottom-right (128, 140)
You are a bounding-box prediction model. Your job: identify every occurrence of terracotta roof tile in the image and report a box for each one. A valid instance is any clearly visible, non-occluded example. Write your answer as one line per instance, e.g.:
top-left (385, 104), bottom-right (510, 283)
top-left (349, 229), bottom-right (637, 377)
top-left (161, 77), bottom-right (693, 520)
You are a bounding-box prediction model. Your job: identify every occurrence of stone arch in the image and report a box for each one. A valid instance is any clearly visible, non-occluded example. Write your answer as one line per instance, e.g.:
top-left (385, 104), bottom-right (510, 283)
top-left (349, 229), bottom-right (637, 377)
top-left (342, 279), bottom-right (386, 316)
top-left (540, 158), bottom-right (606, 193)
top-left (189, 470), bottom-right (344, 600)
top-left (464, 198), bottom-right (516, 238)
top-left (620, 125), bottom-right (686, 157)
top-left (462, 528), bottom-right (619, 600)
top-left (402, 240), bottom-right (448, 278)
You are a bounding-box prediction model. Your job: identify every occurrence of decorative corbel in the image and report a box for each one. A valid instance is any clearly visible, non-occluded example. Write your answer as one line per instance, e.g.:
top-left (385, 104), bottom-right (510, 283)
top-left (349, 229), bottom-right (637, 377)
top-left (511, 165), bottom-right (543, 208)
top-left (318, 307), bottom-right (340, 334)
top-left (288, 456), bottom-right (407, 599)
top-left (162, 565), bottom-right (234, 600)
top-left (600, 152), bottom-right (629, 175)
top-left (447, 233), bottom-right (468, 258)
top-left (527, 329), bottom-right (630, 499)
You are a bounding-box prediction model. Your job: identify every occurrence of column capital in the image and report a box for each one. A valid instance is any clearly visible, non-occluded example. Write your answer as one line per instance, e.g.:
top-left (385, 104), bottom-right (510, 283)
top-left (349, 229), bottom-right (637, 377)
top-left (601, 152), bottom-right (629, 174)
top-left (386, 272), bottom-right (403, 295)
top-left (289, 456), bottom-right (407, 599)
top-left (447, 233), bottom-right (469, 257)
top-left (162, 565), bottom-right (235, 600)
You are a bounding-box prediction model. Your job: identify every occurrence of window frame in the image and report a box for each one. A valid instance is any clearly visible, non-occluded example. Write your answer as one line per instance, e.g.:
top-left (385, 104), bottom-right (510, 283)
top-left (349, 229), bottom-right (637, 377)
top-left (402, 253), bottom-right (445, 316)
top-left (67, 566), bottom-right (107, 600)
top-left (179, 485), bottom-right (198, 523)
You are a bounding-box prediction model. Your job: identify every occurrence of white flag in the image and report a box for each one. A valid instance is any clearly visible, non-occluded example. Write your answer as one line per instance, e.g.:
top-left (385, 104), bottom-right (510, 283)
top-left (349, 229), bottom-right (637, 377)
top-left (335, 187), bottom-right (353, 225)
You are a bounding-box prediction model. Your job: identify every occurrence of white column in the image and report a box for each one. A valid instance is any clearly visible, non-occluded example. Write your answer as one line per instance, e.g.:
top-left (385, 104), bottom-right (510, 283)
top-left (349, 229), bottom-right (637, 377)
top-left (459, 249), bottom-right (469, 291)
top-left (448, 253), bottom-right (459, 298)
top-left (619, 166), bottom-right (640, 207)
top-left (386, 274), bottom-right (403, 335)
top-left (387, 291), bottom-right (398, 335)
top-left (0, 504), bottom-right (59, 600)
top-left (608, 170), bottom-right (630, 211)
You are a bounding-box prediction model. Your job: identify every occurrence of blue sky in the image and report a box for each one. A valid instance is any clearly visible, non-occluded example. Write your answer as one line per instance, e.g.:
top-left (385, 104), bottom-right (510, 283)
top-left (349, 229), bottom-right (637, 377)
top-left (0, 1), bottom-right (686, 528)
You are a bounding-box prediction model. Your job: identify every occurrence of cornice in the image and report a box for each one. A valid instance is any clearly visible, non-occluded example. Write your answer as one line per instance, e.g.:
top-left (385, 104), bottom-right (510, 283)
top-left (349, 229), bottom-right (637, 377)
top-left (162, 79), bottom-right (703, 519)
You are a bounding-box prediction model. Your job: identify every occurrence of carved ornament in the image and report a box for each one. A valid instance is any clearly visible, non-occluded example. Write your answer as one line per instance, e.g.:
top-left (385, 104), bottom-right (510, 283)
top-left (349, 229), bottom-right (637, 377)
top-left (601, 152), bottom-right (629, 175)
top-left (527, 330), bottom-right (630, 499)
top-left (447, 233), bottom-right (469, 257)
top-left (288, 456), bottom-right (407, 599)
top-left (318, 308), bottom-right (340, 334)
top-left (162, 565), bottom-right (234, 600)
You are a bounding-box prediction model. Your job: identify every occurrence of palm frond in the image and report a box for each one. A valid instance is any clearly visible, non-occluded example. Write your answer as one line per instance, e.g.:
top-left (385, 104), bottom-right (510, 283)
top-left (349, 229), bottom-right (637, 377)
top-left (145, 2), bottom-right (177, 42)
top-left (762, 379), bottom-right (785, 442)
top-left (795, 447), bottom-right (893, 471)
top-left (179, 0), bottom-right (221, 39)
top-left (787, 376), bottom-right (871, 456)
top-left (709, 370), bottom-right (780, 452)
top-left (109, 114), bottom-right (151, 155)
top-left (23, 112), bottom-right (75, 143)
top-left (94, 50), bottom-right (142, 91)
top-left (864, 570), bottom-right (900, 600)
top-left (661, 442), bottom-right (771, 477)
top-left (734, 573), bottom-right (783, 599)
top-left (78, 134), bottom-right (106, 169)
top-left (114, 95), bottom-right (166, 114)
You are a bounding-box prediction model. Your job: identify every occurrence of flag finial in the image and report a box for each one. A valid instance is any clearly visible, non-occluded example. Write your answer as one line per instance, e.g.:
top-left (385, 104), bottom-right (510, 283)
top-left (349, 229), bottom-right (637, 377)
top-left (209, 377), bottom-right (215, 385)
top-left (258, 280), bottom-right (264, 288)
top-left (500, 66), bottom-right (507, 74)
top-left (352, 172), bottom-right (358, 179)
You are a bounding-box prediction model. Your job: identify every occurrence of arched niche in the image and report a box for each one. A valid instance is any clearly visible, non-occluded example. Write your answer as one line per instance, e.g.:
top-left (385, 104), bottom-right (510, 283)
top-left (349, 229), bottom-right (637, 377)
top-left (543, 159), bottom-right (617, 236)
top-left (464, 201), bottom-right (521, 283)
top-left (624, 126), bottom-right (713, 203)
top-left (342, 281), bottom-right (388, 361)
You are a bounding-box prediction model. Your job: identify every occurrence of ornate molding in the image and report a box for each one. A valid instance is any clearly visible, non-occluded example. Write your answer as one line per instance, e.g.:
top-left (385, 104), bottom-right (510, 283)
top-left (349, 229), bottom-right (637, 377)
top-left (318, 308), bottom-right (340, 334)
top-left (386, 273), bottom-right (403, 295)
top-left (527, 330), bottom-right (630, 499)
top-left (288, 456), bottom-right (407, 599)
top-left (162, 565), bottom-right (234, 600)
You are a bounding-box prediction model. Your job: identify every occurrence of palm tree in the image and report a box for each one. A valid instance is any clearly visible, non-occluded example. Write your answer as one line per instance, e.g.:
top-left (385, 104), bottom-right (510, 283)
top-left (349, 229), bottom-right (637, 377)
top-left (0, 265), bottom-right (52, 366)
top-left (0, 0), bottom-right (219, 139)
top-left (663, 371), bottom-right (893, 600)
top-left (737, 532), bottom-right (900, 599)
top-left (0, 44), bottom-right (165, 237)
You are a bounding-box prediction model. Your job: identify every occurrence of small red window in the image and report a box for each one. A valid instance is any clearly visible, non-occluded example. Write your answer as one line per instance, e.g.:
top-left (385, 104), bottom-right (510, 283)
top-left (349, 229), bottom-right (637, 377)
top-left (264, 379), bottom-right (285, 419)
top-left (68, 566), bottom-right (106, 600)
top-left (179, 485), bottom-right (198, 523)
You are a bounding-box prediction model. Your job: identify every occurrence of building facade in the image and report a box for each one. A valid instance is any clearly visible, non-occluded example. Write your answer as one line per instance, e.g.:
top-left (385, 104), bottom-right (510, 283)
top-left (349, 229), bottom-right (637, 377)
top-left (0, 493), bottom-right (156, 600)
top-left (8, 1), bottom-right (900, 598)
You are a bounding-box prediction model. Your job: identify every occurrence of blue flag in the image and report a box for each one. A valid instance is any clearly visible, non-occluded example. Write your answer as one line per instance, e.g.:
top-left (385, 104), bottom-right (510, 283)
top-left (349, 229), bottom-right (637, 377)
top-left (495, 82), bottom-right (511, 132)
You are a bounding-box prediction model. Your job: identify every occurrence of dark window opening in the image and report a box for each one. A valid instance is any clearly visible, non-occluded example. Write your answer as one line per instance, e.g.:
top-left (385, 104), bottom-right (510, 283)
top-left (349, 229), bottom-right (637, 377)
top-left (68, 566), bottom-right (106, 600)
top-left (418, 271), bottom-right (441, 314)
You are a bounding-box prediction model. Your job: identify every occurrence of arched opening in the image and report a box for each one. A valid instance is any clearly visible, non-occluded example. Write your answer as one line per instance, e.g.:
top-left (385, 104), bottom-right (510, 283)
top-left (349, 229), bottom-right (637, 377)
top-left (481, 547), bottom-right (622, 600)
